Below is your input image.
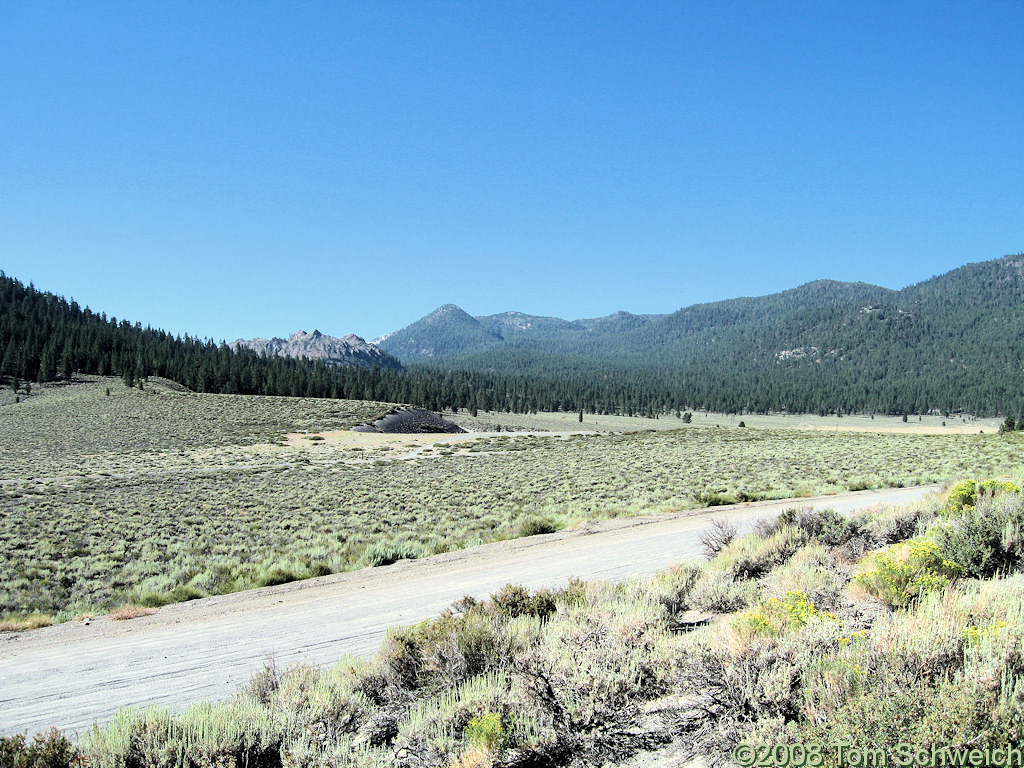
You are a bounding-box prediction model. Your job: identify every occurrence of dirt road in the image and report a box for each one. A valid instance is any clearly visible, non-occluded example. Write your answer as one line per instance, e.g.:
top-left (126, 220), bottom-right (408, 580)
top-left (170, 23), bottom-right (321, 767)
top-left (0, 485), bottom-right (938, 738)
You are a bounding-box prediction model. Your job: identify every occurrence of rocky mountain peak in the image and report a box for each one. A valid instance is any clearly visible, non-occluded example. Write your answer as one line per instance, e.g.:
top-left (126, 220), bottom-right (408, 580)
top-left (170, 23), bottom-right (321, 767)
top-left (231, 329), bottom-right (402, 371)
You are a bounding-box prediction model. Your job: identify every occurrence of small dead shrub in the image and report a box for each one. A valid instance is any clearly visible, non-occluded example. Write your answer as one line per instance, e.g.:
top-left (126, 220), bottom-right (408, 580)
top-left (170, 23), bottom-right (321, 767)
top-left (700, 518), bottom-right (738, 559)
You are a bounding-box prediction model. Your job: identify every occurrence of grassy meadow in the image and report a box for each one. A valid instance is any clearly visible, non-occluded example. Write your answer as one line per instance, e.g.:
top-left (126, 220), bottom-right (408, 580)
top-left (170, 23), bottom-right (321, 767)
top-left (1, 376), bottom-right (1022, 624)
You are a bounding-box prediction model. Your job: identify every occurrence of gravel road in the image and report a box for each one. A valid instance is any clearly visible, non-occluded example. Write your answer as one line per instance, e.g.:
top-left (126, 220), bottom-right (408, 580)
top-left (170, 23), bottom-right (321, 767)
top-left (0, 484), bottom-right (938, 738)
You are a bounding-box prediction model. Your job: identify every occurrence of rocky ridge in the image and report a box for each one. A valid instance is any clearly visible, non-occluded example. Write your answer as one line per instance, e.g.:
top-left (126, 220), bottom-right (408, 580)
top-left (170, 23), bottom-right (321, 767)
top-left (230, 330), bottom-right (402, 371)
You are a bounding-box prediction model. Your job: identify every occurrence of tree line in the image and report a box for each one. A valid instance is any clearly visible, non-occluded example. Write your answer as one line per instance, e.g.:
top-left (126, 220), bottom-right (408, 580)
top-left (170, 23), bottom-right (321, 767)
top-left (0, 274), bottom-right (688, 415)
top-left (3, 271), bottom-right (1022, 418)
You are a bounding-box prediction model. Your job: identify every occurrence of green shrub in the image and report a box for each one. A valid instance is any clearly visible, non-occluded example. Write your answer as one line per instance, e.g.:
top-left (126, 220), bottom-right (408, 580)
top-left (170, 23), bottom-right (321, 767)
top-left (382, 611), bottom-right (502, 692)
top-left (732, 590), bottom-right (835, 644)
top-left (464, 711), bottom-right (504, 752)
top-left (690, 489), bottom-right (738, 507)
top-left (307, 561), bottom-right (333, 578)
top-left (0, 729), bottom-right (80, 768)
top-left (759, 508), bottom-right (864, 547)
top-left (945, 479), bottom-right (1020, 515)
top-left (797, 508), bottom-right (863, 546)
top-left (255, 568), bottom-right (299, 588)
top-left (853, 538), bottom-right (964, 607)
top-left (487, 585), bottom-right (558, 620)
top-left (169, 585), bottom-right (205, 602)
top-left (516, 515), bottom-right (559, 537)
top-left (136, 592), bottom-right (172, 608)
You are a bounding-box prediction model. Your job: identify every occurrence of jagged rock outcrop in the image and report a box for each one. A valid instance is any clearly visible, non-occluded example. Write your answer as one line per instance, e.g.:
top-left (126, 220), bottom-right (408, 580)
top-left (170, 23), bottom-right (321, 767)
top-left (231, 330), bottom-right (402, 371)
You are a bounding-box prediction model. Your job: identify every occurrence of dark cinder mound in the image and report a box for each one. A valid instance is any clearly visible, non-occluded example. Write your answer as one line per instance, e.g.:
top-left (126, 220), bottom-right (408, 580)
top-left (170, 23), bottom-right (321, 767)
top-left (352, 407), bottom-right (466, 434)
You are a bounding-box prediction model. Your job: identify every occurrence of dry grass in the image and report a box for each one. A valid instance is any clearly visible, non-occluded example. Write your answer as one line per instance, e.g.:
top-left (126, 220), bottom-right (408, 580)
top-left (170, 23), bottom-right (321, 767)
top-left (108, 605), bottom-right (156, 621)
top-left (449, 747), bottom-right (493, 768)
top-left (0, 613), bottom-right (53, 632)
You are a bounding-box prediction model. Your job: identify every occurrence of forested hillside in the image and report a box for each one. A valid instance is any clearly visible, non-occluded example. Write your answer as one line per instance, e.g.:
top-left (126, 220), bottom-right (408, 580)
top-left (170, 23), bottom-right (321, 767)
top-left (381, 255), bottom-right (1024, 416)
top-left (3, 255), bottom-right (1024, 417)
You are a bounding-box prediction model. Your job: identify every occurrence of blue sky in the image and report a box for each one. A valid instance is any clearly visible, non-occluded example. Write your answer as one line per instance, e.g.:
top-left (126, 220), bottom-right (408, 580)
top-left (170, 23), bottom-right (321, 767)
top-left (2, 1), bottom-right (1022, 341)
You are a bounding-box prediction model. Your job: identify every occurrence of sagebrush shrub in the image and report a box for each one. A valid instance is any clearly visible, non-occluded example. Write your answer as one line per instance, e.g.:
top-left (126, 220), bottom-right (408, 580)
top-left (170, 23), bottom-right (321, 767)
top-left (516, 515), bottom-right (559, 537)
top-left (715, 527), bottom-right (807, 580)
top-left (652, 561), bottom-right (702, 615)
top-left (688, 570), bottom-right (754, 613)
top-left (935, 494), bottom-right (1024, 577)
top-left (487, 585), bottom-right (558, 620)
top-left (0, 729), bottom-right (80, 768)
top-left (359, 540), bottom-right (422, 567)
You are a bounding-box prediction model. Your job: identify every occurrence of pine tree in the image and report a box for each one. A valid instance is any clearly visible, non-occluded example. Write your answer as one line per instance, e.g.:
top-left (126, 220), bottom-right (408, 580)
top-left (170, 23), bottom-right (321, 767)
top-left (61, 347), bottom-right (74, 380)
top-left (38, 342), bottom-right (58, 382)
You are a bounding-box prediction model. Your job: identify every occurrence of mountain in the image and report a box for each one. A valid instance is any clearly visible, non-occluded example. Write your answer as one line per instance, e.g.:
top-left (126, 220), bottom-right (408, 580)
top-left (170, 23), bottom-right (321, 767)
top-left (374, 304), bottom-right (505, 359)
top-left (476, 311), bottom-right (581, 338)
top-left (375, 254), bottom-right (1024, 415)
top-left (377, 279), bottom-right (896, 367)
top-left (377, 306), bottom-right (668, 362)
top-left (574, 310), bottom-right (665, 333)
top-left (231, 329), bottom-right (402, 371)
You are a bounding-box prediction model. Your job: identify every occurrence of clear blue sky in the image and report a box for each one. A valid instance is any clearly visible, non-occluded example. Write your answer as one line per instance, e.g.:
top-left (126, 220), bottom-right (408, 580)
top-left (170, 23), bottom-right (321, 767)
top-left (2, 1), bottom-right (1022, 342)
